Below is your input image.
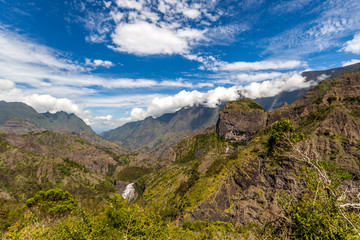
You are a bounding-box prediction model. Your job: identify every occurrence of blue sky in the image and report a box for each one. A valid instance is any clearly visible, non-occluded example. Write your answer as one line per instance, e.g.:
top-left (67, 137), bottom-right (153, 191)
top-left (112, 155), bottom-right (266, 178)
top-left (0, 0), bottom-right (360, 132)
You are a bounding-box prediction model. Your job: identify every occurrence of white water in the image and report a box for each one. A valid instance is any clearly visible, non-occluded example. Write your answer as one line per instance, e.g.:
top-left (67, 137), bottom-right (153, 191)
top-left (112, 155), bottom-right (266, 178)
top-left (122, 183), bottom-right (135, 201)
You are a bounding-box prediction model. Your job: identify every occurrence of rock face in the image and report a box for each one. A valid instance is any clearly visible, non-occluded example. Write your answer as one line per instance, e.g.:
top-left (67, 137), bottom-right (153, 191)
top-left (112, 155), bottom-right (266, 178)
top-left (216, 99), bottom-right (266, 142)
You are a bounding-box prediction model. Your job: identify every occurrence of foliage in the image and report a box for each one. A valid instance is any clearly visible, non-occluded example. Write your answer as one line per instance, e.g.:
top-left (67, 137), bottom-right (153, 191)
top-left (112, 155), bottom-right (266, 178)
top-left (224, 98), bottom-right (265, 111)
top-left (25, 188), bottom-right (78, 215)
top-left (276, 168), bottom-right (360, 239)
top-left (175, 133), bottom-right (224, 164)
top-left (117, 166), bottom-right (152, 182)
top-left (267, 118), bottom-right (304, 156)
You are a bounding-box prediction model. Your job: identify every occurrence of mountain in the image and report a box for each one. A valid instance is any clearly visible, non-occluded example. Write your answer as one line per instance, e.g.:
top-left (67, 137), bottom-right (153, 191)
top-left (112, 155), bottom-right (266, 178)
top-left (138, 69), bottom-right (360, 234)
top-left (2, 69), bottom-right (360, 239)
top-left (103, 63), bottom-right (360, 150)
top-left (0, 101), bottom-right (94, 134)
top-left (101, 104), bottom-right (224, 150)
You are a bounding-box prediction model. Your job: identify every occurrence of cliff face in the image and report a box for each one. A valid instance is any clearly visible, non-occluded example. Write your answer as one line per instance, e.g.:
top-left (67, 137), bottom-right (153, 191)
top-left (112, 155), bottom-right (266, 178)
top-left (216, 99), bottom-right (266, 142)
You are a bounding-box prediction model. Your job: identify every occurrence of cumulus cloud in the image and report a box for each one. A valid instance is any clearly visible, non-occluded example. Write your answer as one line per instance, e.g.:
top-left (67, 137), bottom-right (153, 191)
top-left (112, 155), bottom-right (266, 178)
top-left (86, 59), bottom-right (114, 68)
top-left (342, 33), bottom-right (360, 54)
top-left (104, 0), bottom-right (220, 55)
top-left (128, 86), bottom-right (240, 120)
top-left (239, 73), bottom-right (316, 99)
top-left (342, 59), bottom-right (360, 66)
top-left (0, 80), bottom-right (84, 116)
top-left (123, 73), bottom-right (315, 124)
top-left (111, 22), bottom-right (193, 55)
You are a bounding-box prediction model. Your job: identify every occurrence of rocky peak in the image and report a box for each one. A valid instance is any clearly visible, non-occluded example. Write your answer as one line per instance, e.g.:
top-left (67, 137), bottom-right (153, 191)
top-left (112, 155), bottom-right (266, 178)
top-left (216, 98), bottom-right (266, 142)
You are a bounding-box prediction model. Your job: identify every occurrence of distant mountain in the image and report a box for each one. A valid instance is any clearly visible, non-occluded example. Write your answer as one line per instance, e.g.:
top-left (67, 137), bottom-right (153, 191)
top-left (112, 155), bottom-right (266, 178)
top-left (102, 63), bottom-right (360, 150)
top-left (0, 101), bottom-right (94, 134)
top-left (101, 104), bottom-right (224, 150)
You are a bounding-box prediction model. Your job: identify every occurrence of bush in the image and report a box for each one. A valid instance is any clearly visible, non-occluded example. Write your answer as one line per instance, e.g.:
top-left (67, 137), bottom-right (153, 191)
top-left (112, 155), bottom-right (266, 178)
top-left (25, 188), bottom-right (78, 215)
top-left (267, 118), bottom-right (303, 156)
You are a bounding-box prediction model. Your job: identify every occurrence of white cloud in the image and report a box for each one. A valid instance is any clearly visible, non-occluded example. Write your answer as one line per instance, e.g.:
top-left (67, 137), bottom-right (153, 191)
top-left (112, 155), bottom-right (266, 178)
top-left (115, 0), bottom-right (144, 11)
top-left (239, 73), bottom-right (315, 99)
top-left (342, 33), bottom-right (360, 54)
top-left (86, 58), bottom-right (114, 68)
top-left (100, 0), bottom-right (223, 55)
top-left (183, 9), bottom-right (201, 19)
top-left (120, 73), bottom-right (315, 124)
top-left (0, 79), bottom-right (15, 90)
top-left (316, 74), bottom-right (330, 81)
top-left (130, 86), bottom-right (240, 120)
top-left (342, 59), bottom-right (360, 66)
top-left (111, 21), bottom-right (190, 55)
top-left (221, 60), bottom-right (305, 71)
top-left (236, 72), bottom-right (283, 82)
top-left (0, 29), bottom-right (81, 71)
top-left (0, 83), bottom-right (84, 116)
top-left (266, 0), bottom-right (360, 57)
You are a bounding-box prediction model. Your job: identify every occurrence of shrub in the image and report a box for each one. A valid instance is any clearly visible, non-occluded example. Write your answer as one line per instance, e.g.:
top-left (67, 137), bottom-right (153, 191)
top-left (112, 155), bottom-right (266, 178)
top-left (267, 118), bottom-right (304, 156)
top-left (25, 188), bottom-right (78, 215)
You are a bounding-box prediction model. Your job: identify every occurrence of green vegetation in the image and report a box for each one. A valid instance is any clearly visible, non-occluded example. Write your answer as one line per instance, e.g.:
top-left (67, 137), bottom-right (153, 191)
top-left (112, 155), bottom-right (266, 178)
top-left (117, 166), bottom-right (152, 182)
top-left (2, 71), bottom-right (360, 239)
top-left (224, 98), bottom-right (265, 111)
top-left (275, 167), bottom-right (360, 239)
top-left (267, 118), bottom-right (304, 156)
top-left (3, 190), bottom-right (248, 239)
top-left (175, 133), bottom-right (225, 164)
top-left (25, 188), bottom-right (78, 215)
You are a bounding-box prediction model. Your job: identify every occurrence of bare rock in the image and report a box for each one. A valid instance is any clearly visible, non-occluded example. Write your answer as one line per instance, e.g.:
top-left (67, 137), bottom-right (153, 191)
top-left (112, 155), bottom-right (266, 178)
top-left (216, 99), bottom-right (266, 142)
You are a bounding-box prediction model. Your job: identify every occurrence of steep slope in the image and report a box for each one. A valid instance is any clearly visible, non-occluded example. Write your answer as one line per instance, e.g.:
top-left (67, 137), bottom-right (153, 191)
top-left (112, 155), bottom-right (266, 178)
top-left (0, 101), bottom-right (94, 134)
top-left (139, 69), bottom-right (360, 227)
top-left (102, 104), bottom-right (223, 150)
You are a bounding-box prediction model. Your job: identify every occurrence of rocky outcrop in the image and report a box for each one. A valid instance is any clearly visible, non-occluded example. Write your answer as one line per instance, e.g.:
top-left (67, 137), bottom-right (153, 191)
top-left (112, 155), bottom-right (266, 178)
top-left (189, 158), bottom-right (304, 225)
top-left (216, 99), bottom-right (266, 142)
top-left (115, 181), bottom-right (142, 202)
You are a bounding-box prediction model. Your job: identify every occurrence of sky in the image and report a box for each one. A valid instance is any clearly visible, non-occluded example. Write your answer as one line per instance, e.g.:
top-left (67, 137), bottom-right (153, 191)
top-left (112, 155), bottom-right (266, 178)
top-left (0, 0), bottom-right (360, 133)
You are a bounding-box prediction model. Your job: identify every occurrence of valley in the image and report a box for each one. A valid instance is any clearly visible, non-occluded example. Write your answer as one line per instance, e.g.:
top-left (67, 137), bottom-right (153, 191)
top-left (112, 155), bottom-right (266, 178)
top-left (1, 66), bottom-right (360, 239)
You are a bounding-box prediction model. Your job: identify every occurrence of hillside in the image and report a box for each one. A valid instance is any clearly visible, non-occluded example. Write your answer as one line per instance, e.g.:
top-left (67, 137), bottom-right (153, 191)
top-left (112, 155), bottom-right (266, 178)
top-left (0, 101), bottom-right (94, 134)
top-left (136, 69), bottom-right (360, 236)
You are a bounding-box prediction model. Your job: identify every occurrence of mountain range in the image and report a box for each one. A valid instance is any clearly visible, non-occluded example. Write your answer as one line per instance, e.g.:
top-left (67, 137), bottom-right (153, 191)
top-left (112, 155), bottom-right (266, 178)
top-left (0, 101), bottom-right (94, 134)
top-left (102, 62), bottom-right (360, 150)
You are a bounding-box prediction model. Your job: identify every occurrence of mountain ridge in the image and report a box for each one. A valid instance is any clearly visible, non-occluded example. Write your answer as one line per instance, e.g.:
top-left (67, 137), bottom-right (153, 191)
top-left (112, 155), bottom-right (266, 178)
top-left (0, 100), bottom-right (94, 134)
